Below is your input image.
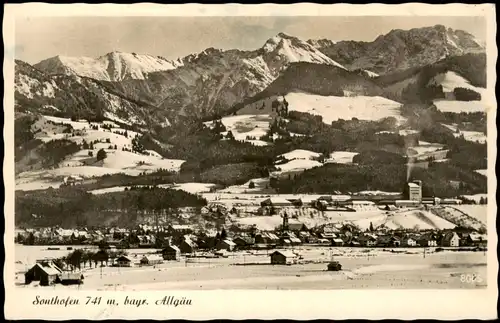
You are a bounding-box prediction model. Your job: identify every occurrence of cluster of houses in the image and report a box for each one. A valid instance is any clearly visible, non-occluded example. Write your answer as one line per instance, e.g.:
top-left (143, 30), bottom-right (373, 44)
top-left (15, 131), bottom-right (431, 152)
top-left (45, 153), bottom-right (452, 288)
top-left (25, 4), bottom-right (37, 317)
top-left (17, 216), bottom-right (487, 253)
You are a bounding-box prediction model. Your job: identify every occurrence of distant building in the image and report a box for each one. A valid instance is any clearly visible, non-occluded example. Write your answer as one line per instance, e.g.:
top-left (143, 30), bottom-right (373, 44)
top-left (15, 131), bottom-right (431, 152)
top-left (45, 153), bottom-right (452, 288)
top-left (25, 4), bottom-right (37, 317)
top-left (332, 238), bottom-right (345, 247)
top-left (358, 234), bottom-right (378, 247)
top-left (116, 255), bottom-right (133, 267)
top-left (270, 251), bottom-right (298, 265)
top-left (63, 175), bottom-right (84, 186)
top-left (167, 225), bottom-right (194, 236)
top-left (140, 255), bottom-right (163, 266)
top-left (441, 232), bottom-right (460, 247)
top-left (418, 234), bottom-right (438, 247)
top-left (233, 236), bottom-right (255, 249)
top-left (179, 239), bottom-right (198, 254)
top-left (216, 239), bottom-right (236, 252)
top-left (408, 181), bottom-right (422, 202)
top-left (402, 236), bottom-right (418, 247)
top-left (162, 245), bottom-right (181, 260)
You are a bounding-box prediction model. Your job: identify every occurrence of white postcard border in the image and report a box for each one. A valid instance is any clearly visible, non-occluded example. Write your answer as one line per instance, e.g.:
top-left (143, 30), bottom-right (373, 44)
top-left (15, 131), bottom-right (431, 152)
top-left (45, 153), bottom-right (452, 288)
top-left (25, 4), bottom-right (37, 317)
top-left (3, 3), bottom-right (498, 320)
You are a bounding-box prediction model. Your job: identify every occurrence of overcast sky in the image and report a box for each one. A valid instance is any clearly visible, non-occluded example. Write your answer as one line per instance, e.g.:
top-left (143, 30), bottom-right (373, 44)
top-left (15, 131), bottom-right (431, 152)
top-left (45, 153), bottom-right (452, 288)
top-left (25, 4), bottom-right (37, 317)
top-left (15, 16), bottom-right (486, 64)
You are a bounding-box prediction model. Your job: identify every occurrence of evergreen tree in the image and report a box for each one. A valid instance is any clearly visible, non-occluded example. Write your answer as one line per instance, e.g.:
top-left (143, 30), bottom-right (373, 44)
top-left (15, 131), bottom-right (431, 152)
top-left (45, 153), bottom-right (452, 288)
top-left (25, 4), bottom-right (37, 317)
top-left (96, 148), bottom-right (107, 161)
top-left (220, 227), bottom-right (227, 240)
top-left (226, 130), bottom-right (235, 141)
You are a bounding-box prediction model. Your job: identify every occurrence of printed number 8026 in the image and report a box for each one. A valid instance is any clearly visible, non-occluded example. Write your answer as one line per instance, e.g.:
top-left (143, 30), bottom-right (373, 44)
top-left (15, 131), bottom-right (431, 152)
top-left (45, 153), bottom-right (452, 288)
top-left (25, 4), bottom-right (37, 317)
top-left (460, 273), bottom-right (483, 283)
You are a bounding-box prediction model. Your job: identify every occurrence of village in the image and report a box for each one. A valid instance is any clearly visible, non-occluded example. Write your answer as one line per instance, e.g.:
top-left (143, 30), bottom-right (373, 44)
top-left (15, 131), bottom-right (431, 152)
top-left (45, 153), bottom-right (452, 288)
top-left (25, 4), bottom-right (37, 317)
top-left (15, 179), bottom-right (488, 289)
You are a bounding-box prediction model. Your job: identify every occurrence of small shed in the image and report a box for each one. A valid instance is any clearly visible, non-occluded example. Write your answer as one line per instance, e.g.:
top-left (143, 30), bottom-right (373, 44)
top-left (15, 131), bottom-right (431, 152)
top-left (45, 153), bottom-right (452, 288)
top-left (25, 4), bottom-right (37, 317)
top-left (116, 255), bottom-right (133, 267)
top-left (270, 250), bottom-right (298, 265)
top-left (216, 239), bottom-right (236, 252)
top-left (140, 255), bottom-right (163, 266)
top-left (25, 263), bottom-right (62, 286)
top-left (162, 245), bottom-right (181, 260)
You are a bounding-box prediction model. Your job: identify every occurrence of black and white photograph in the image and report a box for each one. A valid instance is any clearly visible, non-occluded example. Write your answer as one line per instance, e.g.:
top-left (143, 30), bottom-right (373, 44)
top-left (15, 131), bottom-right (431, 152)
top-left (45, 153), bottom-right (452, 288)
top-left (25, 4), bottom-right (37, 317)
top-left (3, 2), bottom-right (497, 320)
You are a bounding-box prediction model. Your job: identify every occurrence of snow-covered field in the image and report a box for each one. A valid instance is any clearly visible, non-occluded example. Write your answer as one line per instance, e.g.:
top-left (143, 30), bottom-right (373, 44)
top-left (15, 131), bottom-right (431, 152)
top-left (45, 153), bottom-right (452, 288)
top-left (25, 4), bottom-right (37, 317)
top-left (453, 205), bottom-right (487, 223)
top-left (234, 206), bottom-right (458, 232)
top-left (284, 92), bottom-right (404, 124)
top-left (273, 159), bottom-right (323, 174)
top-left (279, 149), bottom-right (320, 161)
top-left (218, 178), bottom-right (271, 194)
top-left (434, 100), bottom-right (487, 113)
top-left (16, 245), bottom-right (487, 290)
top-left (204, 114), bottom-right (272, 144)
top-left (475, 169), bottom-right (488, 177)
top-left (441, 124), bottom-right (487, 144)
top-left (430, 72), bottom-right (489, 113)
top-left (88, 182), bottom-right (217, 195)
top-left (17, 115), bottom-right (186, 191)
top-left (326, 151), bottom-right (359, 164)
top-left (408, 141), bottom-right (445, 155)
top-left (430, 71), bottom-right (487, 98)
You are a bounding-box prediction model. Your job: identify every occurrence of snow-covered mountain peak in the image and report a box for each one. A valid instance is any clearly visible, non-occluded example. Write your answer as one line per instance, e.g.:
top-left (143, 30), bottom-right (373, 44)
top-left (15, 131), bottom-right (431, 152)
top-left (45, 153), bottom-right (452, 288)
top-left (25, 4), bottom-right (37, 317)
top-left (35, 51), bottom-right (184, 81)
top-left (261, 32), bottom-right (346, 70)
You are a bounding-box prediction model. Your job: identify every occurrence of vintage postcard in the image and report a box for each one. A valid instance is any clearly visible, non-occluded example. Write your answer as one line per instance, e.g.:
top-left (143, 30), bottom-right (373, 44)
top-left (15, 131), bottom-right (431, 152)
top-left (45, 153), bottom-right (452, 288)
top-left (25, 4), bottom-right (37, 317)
top-left (3, 3), bottom-right (498, 320)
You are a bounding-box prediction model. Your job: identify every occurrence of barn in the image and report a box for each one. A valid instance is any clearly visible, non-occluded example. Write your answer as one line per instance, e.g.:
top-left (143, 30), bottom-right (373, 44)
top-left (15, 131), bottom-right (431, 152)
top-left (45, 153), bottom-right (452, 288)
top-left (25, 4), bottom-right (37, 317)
top-left (270, 250), bottom-right (298, 265)
top-left (25, 263), bottom-right (62, 286)
top-left (115, 255), bottom-right (133, 267)
top-left (162, 245), bottom-right (181, 260)
top-left (140, 255), bottom-right (164, 266)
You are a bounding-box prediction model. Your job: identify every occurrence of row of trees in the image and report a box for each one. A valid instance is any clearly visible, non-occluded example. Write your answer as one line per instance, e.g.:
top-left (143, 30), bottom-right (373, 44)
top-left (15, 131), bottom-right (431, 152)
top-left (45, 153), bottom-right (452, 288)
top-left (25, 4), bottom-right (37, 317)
top-left (15, 186), bottom-right (208, 228)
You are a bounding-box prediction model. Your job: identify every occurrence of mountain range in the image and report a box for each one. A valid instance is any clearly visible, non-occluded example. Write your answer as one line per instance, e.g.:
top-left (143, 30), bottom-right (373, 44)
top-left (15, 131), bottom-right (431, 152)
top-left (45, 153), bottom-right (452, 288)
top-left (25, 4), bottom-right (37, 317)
top-left (15, 24), bottom-right (485, 127)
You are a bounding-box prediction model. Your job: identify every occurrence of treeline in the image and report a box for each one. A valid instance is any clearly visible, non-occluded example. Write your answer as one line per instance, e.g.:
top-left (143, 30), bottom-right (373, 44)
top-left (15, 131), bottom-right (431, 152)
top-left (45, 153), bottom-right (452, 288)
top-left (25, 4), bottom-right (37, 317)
top-left (271, 160), bottom-right (486, 197)
top-left (15, 186), bottom-right (207, 228)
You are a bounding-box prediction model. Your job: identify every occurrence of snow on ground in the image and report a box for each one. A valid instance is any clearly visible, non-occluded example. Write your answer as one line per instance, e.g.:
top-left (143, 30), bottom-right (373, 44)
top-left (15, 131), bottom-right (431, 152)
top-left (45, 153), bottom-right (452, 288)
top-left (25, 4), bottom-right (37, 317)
top-left (246, 140), bottom-right (270, 146)
top-left (284, 92), bottom-right (404, 124)
top-left (15, 180), bottom-right (62, 191)
top-left (163, 183), bottom-right (217, 195)
top-left (355, 191), bottom-right (401, 196)
top-left (430, 71), bottom-right (487, 98)
top-left (453, 205), bottom-right (487, 223)
top-left (88, 182), bottom-right (217, 195)
top-left (218, 178), bottom-right (271, 194)
top-left (236, 207), bottom-right (456, 232)
top-left (20, 115), bottom-right (185, 189)
top-left (89, 186), bottom-right (132, 195)
top-left (408, 142), bottom-right (444, 155)
top-left (441, 124), bottom-right (487, 144)
top-left (474, 169), bottom-right (488, 176)
top-left (364, 70), bottom-right (379, 78)
top-left (273, 159), bottom-right (323, 173)
top-left (47, 53), bottom-right (182, 81)
top-left (204, 114), bottom-right (272, 143)
top-left (434, 100), bottom-right (487, 113)
top-left (398, 129), bottom-right (419, 136)
top-left (279, 149), bottom-right (320, 161)
top-left (326, 151), bottom-right (359, 164)
top-left (101, 150), bottom-right (184, 172)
